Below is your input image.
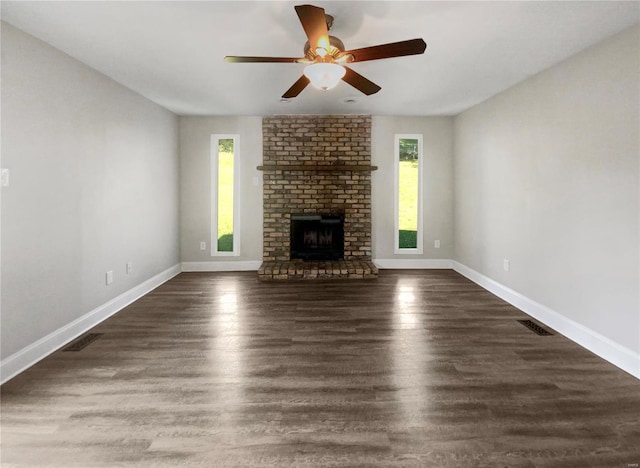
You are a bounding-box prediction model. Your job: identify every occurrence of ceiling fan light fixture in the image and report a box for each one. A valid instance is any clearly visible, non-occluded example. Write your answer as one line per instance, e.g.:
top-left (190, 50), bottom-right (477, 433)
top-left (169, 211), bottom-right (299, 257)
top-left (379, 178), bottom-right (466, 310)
top-left (303, 62), bottom-right (346, 91)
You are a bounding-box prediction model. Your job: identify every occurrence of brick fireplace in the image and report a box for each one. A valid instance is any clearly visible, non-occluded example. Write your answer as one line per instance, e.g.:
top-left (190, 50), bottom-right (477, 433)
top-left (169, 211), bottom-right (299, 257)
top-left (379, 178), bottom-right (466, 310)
top-left (258, 115), bottom-right (378, 280)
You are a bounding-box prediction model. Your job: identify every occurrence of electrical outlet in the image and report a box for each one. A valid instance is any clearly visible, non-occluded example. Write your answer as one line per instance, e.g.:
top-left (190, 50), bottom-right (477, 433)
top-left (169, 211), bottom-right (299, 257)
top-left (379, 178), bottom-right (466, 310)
top-left (200, 241), bottom-right (206, 250)
top-left (434, 239), bottom-right (440, 249)
top-left (126, 262), bottom-right (133, 274)
top-left (106, 271), bottom-right (113, 285)
top-left (503, 259), bottom-right (510, 272)
top-left (1, 168), bottom-right (9, 187)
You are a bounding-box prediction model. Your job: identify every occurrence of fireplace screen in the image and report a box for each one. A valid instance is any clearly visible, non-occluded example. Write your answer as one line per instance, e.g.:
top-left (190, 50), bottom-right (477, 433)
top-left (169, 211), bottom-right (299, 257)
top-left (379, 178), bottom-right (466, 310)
top-left (290, 214), bottom-right (344, 261)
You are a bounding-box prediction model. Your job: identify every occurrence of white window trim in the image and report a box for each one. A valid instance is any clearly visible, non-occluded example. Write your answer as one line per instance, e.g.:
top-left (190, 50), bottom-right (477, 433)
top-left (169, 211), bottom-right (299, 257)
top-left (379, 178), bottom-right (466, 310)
top-left (394, 133), bottom-right (424, 255)
top-left (210, 134), bottom-right (241, 256)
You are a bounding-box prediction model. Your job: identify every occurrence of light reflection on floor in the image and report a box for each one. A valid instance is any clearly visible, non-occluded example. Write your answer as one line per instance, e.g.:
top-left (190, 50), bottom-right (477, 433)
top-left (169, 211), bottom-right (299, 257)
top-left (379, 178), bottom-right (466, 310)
top-left (392, 278), bottom-right (430, 420)
top-left (208, 277), bottom-right (245, 407)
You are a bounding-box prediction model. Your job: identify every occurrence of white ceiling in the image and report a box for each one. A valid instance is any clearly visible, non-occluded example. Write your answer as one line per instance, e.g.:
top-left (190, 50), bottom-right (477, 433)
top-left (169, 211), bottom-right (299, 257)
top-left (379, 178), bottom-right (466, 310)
top-left (2, 1), bottom-right (638, 116)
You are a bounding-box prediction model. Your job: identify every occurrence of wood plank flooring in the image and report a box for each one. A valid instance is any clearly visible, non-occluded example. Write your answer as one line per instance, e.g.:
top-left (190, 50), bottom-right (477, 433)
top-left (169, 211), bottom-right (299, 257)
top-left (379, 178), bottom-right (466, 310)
top-left (2, 270), bottom-right (639, 467)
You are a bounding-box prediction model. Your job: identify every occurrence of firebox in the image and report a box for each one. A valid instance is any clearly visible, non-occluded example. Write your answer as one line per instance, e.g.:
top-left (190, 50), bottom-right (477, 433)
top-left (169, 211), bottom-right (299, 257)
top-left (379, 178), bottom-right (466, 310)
top-left (290, 214), bottom-right (344, 261)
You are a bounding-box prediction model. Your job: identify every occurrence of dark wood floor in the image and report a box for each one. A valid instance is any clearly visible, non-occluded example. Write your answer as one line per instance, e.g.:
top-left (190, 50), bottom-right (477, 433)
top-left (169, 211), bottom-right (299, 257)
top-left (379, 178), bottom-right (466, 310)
top-left (2, 270), bottom-right (639, 467)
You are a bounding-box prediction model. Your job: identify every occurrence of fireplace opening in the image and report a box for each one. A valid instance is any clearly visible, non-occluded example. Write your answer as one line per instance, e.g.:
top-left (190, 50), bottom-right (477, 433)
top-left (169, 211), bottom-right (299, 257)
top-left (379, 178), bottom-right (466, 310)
top-left (290, 214), bottom-right (344, 261)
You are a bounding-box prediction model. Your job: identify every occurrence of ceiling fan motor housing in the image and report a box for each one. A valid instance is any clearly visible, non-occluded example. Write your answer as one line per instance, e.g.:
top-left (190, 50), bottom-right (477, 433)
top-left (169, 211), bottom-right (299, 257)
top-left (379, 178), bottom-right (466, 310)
top-left (304, 35), bottom-right (345, 60)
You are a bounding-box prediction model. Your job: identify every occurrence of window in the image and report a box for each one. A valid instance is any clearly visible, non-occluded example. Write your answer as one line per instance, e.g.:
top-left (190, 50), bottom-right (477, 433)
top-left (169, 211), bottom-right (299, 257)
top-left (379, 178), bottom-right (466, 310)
top-left (394, 134), bottom-right (423, 254)
top-left (211, 134), bottom-right (240, 255)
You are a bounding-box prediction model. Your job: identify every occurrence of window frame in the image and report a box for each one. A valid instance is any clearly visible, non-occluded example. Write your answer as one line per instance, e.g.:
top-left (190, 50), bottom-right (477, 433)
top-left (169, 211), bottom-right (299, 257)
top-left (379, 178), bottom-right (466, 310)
top-left (394, 133), bottom-right (424, 255)
top-left (210, 134), bottom-right (241, 256)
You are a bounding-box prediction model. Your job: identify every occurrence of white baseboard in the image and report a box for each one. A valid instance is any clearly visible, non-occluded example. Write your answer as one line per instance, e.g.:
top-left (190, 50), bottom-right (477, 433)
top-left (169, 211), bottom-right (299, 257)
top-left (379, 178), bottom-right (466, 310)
top-left (0, 264), bottom-right (181, 385)
top-left (181, 261), bottom-right (262, 272)
top-left (374, 258), bottom-right (453, 269)
top-left (452, 261), bottom-right (640, 380)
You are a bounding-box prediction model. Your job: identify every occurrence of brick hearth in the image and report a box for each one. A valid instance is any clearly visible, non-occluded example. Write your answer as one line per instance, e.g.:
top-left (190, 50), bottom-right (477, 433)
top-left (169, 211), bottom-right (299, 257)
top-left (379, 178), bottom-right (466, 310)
top-left (259, 115), bottom-right (377, 280)
top-left (258, 260), bottom-right (378, 281)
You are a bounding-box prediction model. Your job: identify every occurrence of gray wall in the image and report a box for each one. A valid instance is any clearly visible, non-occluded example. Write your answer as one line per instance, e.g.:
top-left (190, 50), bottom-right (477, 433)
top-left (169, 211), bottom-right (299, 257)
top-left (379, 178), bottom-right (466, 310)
top-left (179, 116), bottom-right (263, 263)
top-left (453, 25), bottom-right (639, 353)
top-left (1, 23), bottom-right (180, 359)
top-left (372, 116), bottom-right (454, 260)
top-left (179, 115), bottom-right (455, 265)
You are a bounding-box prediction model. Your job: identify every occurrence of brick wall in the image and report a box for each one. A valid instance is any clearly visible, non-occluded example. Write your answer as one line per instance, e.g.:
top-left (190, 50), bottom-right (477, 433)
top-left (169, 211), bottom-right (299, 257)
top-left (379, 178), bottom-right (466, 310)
top-left (262, 115), bottom-right (372, 261)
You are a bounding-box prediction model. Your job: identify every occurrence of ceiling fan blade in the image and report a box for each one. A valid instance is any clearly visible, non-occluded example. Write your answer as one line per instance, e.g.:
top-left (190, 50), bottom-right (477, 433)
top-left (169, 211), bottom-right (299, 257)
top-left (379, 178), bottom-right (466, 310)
top-left (282, 75), bottom-right (310, 98)
top-left (295, 4), bottom-right (330, 50)
top-left (225, 56), bottom-right (302, 63)
top-left (341, 67), bottom-right (381, 96)
top-left (343, 38), bottom-right (427, 63)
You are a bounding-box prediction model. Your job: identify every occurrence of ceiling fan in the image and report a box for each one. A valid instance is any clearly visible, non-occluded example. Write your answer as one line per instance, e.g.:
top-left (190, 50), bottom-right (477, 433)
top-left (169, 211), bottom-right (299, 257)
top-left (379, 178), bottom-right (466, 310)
top-left (224, 4), bottom-right (427, 98)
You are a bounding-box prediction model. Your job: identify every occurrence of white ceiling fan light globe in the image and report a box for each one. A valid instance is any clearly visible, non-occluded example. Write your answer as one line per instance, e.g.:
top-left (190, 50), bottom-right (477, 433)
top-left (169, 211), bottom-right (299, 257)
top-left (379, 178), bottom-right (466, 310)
top-left (304, 62), bottom-right (346, 91)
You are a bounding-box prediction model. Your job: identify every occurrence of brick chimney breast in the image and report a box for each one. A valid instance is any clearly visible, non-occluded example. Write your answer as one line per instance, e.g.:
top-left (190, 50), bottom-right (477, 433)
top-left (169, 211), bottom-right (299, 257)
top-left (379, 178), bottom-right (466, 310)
top-left (261, 115), bottom-right (373, 265)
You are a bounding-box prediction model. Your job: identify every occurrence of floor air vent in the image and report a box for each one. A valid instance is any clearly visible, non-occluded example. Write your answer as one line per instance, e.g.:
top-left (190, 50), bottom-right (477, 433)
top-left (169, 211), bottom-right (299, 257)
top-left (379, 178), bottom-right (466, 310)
top-left (518, 319), bottom-right (553, 336)
top-left (63, 333), bottom-right (104, 351)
